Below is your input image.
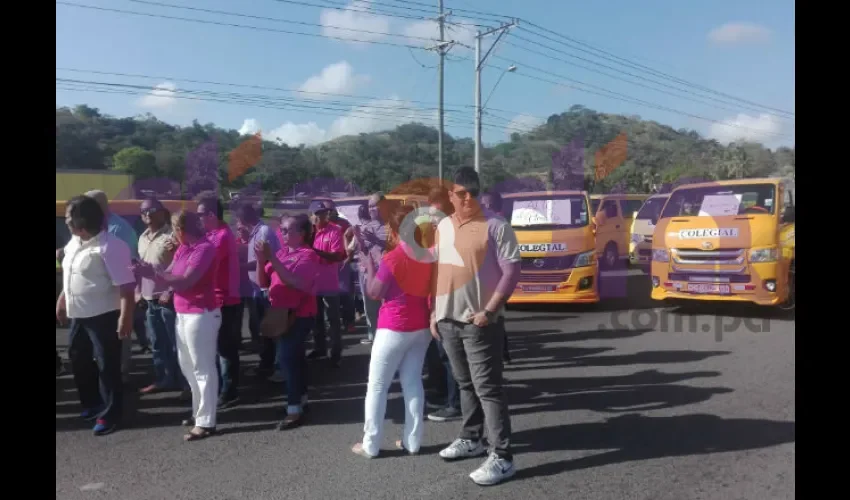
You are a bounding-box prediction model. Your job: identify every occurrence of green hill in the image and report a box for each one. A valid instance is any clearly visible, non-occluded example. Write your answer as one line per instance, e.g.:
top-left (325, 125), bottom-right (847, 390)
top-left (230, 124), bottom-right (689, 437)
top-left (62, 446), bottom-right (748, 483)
top-left (56, 104), bottom-right (795, 198)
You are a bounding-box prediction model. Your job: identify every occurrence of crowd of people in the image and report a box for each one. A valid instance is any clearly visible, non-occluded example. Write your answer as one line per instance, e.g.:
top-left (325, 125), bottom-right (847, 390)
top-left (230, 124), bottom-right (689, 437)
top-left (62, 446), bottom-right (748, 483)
top-left (56, 166), bottom-right (522, 486)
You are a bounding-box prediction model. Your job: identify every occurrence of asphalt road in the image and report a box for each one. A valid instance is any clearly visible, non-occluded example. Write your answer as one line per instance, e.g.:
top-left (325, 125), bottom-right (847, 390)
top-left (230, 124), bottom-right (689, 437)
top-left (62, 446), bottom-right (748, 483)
top-left (55, 271), bottom-right (795, 500)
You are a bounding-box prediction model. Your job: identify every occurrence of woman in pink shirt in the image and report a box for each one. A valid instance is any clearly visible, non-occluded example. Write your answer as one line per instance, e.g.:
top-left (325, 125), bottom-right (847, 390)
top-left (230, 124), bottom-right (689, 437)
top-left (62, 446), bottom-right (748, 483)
top-left (256, 214), bottom-right (320, 430)
top-left (137, 211), bottom-right (220, 441)
top-left (351, 205), bottom-right (434, 458)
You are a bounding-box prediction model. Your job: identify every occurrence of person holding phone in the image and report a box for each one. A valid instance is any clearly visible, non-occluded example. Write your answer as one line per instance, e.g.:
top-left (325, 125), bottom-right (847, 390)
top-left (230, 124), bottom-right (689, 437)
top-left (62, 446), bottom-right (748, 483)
top-left (135, 211), bottom-right (221, 441)
top-left (351, 205), bottom-right (434, 458)
top-left (255, 214), bottom-right (320, 430)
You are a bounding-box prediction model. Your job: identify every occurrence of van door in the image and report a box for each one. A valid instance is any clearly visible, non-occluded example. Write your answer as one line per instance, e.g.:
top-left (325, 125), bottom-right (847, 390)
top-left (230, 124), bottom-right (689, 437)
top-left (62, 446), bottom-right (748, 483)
top-left (595, 198), bottom-right (623, 266)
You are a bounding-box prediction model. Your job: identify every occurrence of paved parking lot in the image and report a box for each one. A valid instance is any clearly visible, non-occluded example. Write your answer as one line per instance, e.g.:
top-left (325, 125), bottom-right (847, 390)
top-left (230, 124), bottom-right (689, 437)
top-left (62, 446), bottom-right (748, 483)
top-left (56, 272), bottom-right (795, 500)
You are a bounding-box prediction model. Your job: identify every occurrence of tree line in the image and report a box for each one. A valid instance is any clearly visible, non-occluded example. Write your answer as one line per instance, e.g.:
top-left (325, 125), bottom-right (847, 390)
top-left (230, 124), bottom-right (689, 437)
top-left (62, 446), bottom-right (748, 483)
top-left (56, 104), bottom-right (795, 200)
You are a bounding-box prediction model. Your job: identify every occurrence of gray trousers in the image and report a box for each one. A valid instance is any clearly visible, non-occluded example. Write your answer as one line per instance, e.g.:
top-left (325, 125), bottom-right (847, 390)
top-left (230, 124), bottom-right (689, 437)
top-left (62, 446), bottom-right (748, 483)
top-left (437, 319), bottom-right (512, 459)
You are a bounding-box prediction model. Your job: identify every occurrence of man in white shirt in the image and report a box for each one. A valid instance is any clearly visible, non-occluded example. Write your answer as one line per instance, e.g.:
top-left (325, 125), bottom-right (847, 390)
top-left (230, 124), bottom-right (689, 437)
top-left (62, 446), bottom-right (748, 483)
top-left (57, 195), bottom-right (136, 436)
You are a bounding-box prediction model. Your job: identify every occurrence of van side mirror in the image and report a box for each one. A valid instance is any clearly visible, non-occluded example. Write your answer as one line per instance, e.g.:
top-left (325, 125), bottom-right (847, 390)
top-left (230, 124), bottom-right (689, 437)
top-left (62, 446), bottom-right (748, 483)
top-left (782, 206), bottom-right (795, 223)
top-left (632, 211), bottom-right (638, 219)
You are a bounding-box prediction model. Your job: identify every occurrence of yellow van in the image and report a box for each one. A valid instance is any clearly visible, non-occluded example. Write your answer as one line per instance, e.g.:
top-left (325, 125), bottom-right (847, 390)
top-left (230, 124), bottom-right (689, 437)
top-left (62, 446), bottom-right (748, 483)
top-left (629, 193), bottom-right (670, 271)
top-left (590, 194), bottom-right (649, 269)
top-left (649, 178), bottom-right (795, 309)
top-left (504, 190), bottom-right (599, 304)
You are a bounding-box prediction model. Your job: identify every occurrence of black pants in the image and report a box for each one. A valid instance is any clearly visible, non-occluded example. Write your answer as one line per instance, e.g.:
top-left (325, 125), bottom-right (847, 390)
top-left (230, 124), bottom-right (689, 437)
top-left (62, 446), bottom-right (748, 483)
top-left (425, 339), bottom-right (447, 396)
top-left (438, 319), bottom-right (512, 460)
top-left (68, 310), bottom-right (124, 423)
top-left (314, 295), bottom-right (342, 361)
top-left (217, 303), bottom-right (244, 401)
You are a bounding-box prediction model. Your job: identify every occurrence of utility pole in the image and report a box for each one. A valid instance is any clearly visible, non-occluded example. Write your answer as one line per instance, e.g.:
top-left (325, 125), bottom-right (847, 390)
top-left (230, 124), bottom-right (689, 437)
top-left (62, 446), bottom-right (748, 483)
top-left (437, 0), bottom-right (445, 182)
top-left (474, 20), bottom-right (517, 174)
top-left (427, 4), bottom-right (453, 182)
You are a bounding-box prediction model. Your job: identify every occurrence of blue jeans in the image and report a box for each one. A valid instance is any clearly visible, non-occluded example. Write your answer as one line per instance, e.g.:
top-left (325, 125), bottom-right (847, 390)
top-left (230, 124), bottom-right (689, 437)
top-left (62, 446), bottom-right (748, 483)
top-left (436, 338), bottom-right (460, 410)
top-left (145, 299), bottom-right (185, 389)
top-left (278, 317), bottom-right (314, 414)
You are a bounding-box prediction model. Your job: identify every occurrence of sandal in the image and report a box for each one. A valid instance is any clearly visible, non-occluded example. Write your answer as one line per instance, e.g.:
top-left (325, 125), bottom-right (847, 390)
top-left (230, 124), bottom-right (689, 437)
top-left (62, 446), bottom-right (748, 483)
top-left (183, 426), bottom-right (216, 441)
top-left (351, 442), bottom-right (377, 459)
top-left (395, 440), bottom-right (419, 455)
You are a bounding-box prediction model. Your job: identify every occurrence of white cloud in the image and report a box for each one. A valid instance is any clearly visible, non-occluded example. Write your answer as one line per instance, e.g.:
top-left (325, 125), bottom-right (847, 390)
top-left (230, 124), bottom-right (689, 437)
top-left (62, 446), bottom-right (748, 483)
top-left (298, 61), bottom-right (369, 97)
top-left (238, 118), bottom-right (262, 136)
top-left (708, 22), bottom-right (772, 45)
top-left (136, 81), bottom-right (177, 109)
top-left (320, 1), bottom-right (390, 45)
top-left (244, 96), bottom-right (432, 147)
top-left (402, 19), bottom-right (474, 47)
top-left (708, 113), bottom-right (787, 145)
top-left (268, 122), bottom-right (329, 147)
top-left (505, 113), bottom-right (544, 137)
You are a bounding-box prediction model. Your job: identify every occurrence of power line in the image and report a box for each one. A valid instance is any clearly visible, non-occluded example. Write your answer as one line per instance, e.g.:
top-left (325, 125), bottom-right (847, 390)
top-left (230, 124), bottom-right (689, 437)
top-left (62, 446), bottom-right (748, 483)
top-left (503, 35), bottom-right (794, 120)
top-left (518, 21), bottom-right (794, 117)
top-left (55, 67), bottom-right (541, 119)
top-left (56, 1), bottom-right (428, 49)
top-left (320, 1), bottom-right (792, 118)
top-left (506, 31), bottom-right (794, 119)
top-left (492, 61), bottom-right (792, 139)
top-left (56, 78), bottom-right (538, 134)
top-left (124, 0), bottom-right (439, 41)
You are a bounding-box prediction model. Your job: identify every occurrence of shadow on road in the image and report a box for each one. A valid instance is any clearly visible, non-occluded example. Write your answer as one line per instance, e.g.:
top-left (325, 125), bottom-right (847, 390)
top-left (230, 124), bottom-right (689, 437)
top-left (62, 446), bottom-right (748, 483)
top-left (511, 413), bottom-right (795, 479)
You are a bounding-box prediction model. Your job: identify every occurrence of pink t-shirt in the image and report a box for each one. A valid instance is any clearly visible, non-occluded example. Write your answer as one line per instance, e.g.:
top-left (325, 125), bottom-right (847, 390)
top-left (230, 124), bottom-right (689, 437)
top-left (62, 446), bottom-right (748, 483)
top-left (169, 240), bottom-right (218, 314)
top-left (207, 222), bottom-right (241, 307)
top-left (375, 244), bottom-right (433, 332)
top-left (264, 246), bottom-right (320, 317)
top-left (312, 223), bottom-right (345, 295)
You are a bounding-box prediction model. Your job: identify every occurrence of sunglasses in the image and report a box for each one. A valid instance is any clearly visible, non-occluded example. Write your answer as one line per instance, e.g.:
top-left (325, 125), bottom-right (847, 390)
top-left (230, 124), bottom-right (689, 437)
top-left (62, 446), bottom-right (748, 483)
top-left (140, 207), bottom-right (159, 216)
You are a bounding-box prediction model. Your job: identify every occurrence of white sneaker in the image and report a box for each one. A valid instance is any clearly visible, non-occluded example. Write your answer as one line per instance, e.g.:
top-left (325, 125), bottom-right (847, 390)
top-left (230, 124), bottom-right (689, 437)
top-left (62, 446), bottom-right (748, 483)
top-left (438, 438), bottom-right (487, 460)
top-left (469, 453), bottom-right (516, 486)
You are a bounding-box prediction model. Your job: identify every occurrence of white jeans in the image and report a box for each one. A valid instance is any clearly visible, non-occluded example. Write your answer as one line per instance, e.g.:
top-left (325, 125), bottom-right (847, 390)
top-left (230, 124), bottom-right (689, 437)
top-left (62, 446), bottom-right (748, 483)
top-left (176, 309), bottom-right (222, 428)
top-left (362, 328), bottom-right (432, 456)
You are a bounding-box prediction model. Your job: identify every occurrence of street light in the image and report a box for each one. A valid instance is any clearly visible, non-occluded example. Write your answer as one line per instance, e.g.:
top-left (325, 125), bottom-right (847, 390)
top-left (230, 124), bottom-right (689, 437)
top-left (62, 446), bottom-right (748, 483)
top-left (474, 23), bottom-right (517, 173)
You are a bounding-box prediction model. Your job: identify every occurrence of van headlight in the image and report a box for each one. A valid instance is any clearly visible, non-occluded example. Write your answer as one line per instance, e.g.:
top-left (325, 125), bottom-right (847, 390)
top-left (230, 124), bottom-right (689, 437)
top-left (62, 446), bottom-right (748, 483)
top-left (631, 233), bottom-right (641, 244)
top-left (574, 250), bottom-right (594, 268)
top-left (749, 247), bottom-right (778, 263)
top-left (652, 249), bottom-right (669, 262)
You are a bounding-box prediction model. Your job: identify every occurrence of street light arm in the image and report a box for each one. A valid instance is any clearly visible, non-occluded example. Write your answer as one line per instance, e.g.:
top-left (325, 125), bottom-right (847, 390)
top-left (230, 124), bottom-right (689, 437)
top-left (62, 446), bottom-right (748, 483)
top-left (477, 27), bottom-right (510, 71)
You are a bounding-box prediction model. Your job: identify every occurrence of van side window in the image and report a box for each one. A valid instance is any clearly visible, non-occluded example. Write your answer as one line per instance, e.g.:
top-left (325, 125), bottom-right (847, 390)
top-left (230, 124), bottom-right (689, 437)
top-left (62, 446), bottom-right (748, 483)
top-left (602, 200), bottom-right (619, 218)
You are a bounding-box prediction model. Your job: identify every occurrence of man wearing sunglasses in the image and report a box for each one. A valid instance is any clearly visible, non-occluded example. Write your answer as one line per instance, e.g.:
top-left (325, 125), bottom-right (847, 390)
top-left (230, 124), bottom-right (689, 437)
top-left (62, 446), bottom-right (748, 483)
top-left (136, 198), bottom-right (184, 394)
top-left (431, 167), bottom-right (521, 486)
top-left (195, 192), bottom-right (244, 409)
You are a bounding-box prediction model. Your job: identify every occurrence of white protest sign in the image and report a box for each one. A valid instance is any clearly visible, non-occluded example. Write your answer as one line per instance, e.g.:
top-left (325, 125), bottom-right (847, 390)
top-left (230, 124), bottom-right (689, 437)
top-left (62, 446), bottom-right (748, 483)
top-left (699, 194), bottom-right (742, 217)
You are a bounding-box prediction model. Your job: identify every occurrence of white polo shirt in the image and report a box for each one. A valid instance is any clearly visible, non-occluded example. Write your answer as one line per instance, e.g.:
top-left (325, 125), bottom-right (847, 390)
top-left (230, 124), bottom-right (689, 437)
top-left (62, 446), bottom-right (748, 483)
top-left (62, 231), bottom-right (136, 319)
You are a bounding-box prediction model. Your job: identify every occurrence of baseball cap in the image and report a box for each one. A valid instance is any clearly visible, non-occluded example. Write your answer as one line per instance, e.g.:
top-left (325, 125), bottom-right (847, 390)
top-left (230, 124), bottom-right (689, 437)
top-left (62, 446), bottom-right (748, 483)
top-left (309, 200), bottom-right (329, 214)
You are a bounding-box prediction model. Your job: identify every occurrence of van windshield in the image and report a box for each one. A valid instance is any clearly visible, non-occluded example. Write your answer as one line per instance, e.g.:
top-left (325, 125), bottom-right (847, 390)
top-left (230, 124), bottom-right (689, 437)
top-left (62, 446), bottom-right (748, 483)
top-left (506, 195), bottom-right (589, 230)
top-left (660, 184), bottom-right (777, 218)
top-left (636, 197), bottom-right (668, 221)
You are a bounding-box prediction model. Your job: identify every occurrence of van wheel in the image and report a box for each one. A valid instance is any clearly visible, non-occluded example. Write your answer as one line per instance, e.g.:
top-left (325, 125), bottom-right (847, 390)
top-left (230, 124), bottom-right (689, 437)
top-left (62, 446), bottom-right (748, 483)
top-left (602, 242), bottom-right (618, 270)
top-left (778, 261), bottom-right (795, 313)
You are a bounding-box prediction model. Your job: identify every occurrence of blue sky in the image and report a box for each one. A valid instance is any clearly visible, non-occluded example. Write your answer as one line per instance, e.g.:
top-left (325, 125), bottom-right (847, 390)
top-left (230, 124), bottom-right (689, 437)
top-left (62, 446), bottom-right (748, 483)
top-left (56, 0), bottom-right (795, 149)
